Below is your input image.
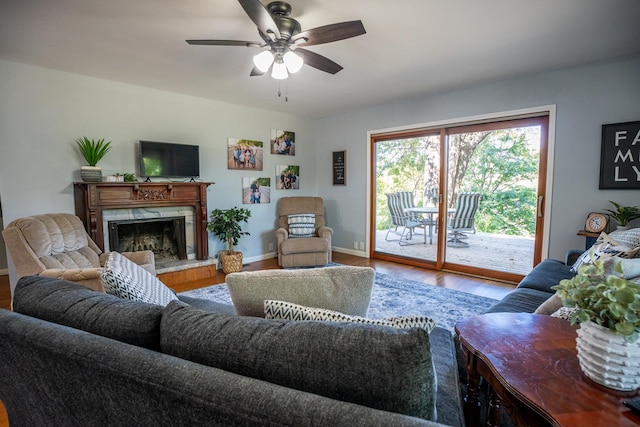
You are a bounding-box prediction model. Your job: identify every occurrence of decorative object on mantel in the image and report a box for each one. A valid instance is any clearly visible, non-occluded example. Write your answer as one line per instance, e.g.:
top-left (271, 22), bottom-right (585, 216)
top-left (552, 259), bottom-right (640, 391)
top-left (605, 200), bottom-right (640, 230)
top-left (75, 136), bottom-right (112, 182)
top-left (104, 173), bottom-right (124, 182)
top-left (122, 172), bottom-right (137, 182)
top-left (207, 207), bottom-right (252, 274)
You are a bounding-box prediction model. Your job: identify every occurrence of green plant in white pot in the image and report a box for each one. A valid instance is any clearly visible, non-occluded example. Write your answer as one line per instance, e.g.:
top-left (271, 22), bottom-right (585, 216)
top-left (605, 200), bottom-right (640, 230)
top-left (206, 207), bottom-right (251, 274)
top-left (552, 259), bottom-right (640, 391)
top-left (75, 137), bottom-right (112, 182)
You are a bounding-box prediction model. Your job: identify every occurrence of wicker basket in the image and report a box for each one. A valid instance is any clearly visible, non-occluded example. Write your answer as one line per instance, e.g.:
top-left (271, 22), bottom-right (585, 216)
top-left (220, 250), bottom-right (243, 274)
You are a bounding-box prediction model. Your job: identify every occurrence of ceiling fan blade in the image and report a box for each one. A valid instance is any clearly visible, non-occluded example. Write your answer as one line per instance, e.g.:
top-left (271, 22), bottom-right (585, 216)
top-left (186, 39), bottom-right (262, 47)
top-left (250, 66), bottom-right (265, 76)
top-left (296, 48), bottom-right (343, 74)
top-left (292, 20), bottom-right (366, 46)
top-left (238, 0), bottom-right (281, 40)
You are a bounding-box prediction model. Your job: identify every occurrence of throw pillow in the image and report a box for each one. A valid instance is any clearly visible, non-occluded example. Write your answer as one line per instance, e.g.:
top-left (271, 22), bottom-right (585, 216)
top-left (287, 213), bottom-right (316, 237)
top-left (161, 301), bottom-right (437, 421)
top-left (571, 232), bottom-right (640, 272)
top-left (225, 266), bottom-right (375, 317)
top-left (264, 300), bottom-right (436, 334)
top-left (533, 293), bottom-right (563, 315)
top-left (609, 228), bottom-right (640, 251)
top-left (102, 251), bottom-right (178, 307)
top-left (601, 256), bottom-right (640, 280)
top-left (550, 306), bottom-right (577, 321)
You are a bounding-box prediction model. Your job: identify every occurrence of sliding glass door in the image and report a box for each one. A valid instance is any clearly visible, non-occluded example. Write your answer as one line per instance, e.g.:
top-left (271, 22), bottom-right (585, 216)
top-left (371, 115), bottom-right (548, 282)
top-left (372, 130), bottom-right (441, 265)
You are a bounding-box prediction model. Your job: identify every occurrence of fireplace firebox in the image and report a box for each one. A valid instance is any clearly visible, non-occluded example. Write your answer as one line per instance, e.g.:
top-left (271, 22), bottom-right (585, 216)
top-left (109, 217), bottom-right (187, 261)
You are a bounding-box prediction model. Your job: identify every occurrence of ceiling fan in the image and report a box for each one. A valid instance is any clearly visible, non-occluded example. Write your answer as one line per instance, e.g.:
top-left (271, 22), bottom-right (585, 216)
top-left (186, 0), bottom-right (366, 79)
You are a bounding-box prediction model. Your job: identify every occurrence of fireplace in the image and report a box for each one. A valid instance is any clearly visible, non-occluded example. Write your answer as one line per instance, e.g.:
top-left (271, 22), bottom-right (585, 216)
top-left (109, 217), bottom-right (187, 261)
top-left (74, 182), bottom-right (212, 260)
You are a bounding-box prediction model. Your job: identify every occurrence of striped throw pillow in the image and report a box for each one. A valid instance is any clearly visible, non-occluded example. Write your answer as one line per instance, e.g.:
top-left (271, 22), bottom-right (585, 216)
top-left (571, 232), bottom-right (640, 272)
top-left (101, 251), bottom-right (178, 306)
top-left (264, 299), bottom-right (436, 334)
top-left (287, 213), bottom-right (316, 237)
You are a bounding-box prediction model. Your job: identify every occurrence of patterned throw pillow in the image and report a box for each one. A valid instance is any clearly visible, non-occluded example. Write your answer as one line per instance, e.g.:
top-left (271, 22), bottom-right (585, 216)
top-left (571, 232), bottom-right (640, 272)
top-left (287, 213), bottom-right (316, 237)
top-left (101, 252), bottom-right (178, 306)
top-left (264, 299), bottom-right (436, 334)
top-left (550, 306), bottom-right (577, 321)
top-left (609, 228), bottom-right (640, 252)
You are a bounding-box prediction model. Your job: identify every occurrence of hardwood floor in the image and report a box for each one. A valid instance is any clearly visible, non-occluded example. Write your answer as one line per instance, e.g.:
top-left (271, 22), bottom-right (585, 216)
top-left (0, 253), bottom-right (515, 425)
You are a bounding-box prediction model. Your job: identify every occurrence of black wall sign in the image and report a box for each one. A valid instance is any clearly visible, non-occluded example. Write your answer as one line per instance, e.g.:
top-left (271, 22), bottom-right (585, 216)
top-left (599, 120), bottom-right (640, 189)
top-left (332, 150), bottom-right (346, 186)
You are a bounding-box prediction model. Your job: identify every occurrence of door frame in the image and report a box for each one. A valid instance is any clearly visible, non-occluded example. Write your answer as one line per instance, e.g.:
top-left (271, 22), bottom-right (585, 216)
top-left (366, 105), bottom-right (556, 280)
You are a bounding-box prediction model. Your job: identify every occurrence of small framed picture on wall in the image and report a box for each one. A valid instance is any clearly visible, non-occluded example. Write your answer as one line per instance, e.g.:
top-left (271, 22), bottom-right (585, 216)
top-left (332, 150), bottom-right (346, 186)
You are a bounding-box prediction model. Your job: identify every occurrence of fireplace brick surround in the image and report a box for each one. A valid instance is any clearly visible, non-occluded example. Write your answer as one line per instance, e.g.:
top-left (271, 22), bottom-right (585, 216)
top-left (74, 182), bottom-right (213, 262)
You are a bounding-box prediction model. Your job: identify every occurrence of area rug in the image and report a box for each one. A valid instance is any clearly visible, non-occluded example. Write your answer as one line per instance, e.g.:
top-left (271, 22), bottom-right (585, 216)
top-left (180, 271), bottom-right (499, 332)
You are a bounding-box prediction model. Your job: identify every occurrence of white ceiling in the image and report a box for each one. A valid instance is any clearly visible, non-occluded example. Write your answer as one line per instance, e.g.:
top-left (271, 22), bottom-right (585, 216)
top-left (1, 0), bottom-right (640, 118)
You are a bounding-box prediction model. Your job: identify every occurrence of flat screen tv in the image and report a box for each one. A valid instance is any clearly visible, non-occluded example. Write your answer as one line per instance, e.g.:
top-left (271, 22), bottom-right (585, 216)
top-left (139, 141), bottom-right (200, 179)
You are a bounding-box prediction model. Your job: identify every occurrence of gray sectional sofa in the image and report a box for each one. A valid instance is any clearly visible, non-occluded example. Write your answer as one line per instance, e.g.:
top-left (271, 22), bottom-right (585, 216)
top-left (486, 256), bottom-right (577, 313)
top-left (0, 275), bottom-right (464, 427)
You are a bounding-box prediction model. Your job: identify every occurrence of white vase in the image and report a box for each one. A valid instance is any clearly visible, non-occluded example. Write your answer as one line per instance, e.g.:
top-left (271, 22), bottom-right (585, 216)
top-left (575, 321), bottom-right (640, 391)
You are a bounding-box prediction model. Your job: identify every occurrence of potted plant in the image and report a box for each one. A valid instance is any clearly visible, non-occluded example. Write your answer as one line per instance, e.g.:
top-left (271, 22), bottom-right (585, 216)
top-left (551, 259), bottom-right (640, 391)
top-left (605, 200), bottom-right (640, 230)
top-left (207, 207), bottom-right (251, 274)
top-left (75, 137), bottom-right (112, 182)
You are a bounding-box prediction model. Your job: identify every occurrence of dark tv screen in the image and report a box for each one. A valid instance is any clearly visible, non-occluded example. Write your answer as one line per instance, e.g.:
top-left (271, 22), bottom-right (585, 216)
top-left (139, 141), bottom-right (200, 178)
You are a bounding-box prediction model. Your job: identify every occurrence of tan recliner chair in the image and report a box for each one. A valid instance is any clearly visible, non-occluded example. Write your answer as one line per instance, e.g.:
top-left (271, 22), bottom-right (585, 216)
top-left (2, 213), bottom-right (155, 292)
top-left (275, 197), bottom-right (333, 268)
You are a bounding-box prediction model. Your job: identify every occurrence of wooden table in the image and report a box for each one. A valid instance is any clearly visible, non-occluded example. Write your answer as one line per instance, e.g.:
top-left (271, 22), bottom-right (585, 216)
top-left (455, 313), bottom-right (640, 427)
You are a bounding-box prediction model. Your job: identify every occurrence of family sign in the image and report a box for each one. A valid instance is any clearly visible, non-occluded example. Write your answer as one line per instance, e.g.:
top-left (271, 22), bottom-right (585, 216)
top-left (599, 120), bottom-right (640, 189)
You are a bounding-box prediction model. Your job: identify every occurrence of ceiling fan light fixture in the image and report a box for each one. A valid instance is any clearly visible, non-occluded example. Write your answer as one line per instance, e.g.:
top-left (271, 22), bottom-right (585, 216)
top-left (283, 50), bottom-right (303, 73)
top-left (253, 50), bottom-right (274, 73)
top-left (271, 60), bottom-right (288, 80)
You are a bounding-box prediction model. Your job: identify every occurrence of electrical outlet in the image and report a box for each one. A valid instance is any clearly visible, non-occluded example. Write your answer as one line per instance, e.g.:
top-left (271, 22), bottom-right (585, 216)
top-left (268, 242), bottom-right (274, 251)
top-left (353, 241), bottom-right (358, 249)
top-left (358, 242), bottom-right (365, 250)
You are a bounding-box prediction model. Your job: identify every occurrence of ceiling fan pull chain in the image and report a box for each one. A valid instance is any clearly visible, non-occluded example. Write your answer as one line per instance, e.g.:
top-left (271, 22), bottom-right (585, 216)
top-left (278, 82), bottom-right (282, 98)
top-left (285, 80), bottom-right (288, 102)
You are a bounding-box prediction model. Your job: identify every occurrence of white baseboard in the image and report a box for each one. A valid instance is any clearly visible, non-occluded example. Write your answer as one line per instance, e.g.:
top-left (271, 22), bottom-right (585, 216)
top-left (0, 268), bottom-right (7, 276)
top-left (242, 252), bottom-right (278, 265)
top-left (332, 246), bottom-right (369, 258)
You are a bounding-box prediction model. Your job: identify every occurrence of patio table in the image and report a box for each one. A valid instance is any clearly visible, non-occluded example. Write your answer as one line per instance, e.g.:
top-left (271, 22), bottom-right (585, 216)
top-left (404, 207), bottom-right (455, 244)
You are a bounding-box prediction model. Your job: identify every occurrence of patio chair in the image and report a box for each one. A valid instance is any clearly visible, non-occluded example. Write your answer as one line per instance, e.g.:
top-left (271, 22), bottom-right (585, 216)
top-left (384, 192), bottom-right (426, 245)
top-left (447, 193), bottom-right (482, 247)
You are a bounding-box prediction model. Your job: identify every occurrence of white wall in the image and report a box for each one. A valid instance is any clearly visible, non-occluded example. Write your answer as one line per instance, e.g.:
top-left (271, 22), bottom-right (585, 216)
top-left (314, 54), bottom-right (640, 260)
top-left (0, 60), bottom-right (315, 287)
